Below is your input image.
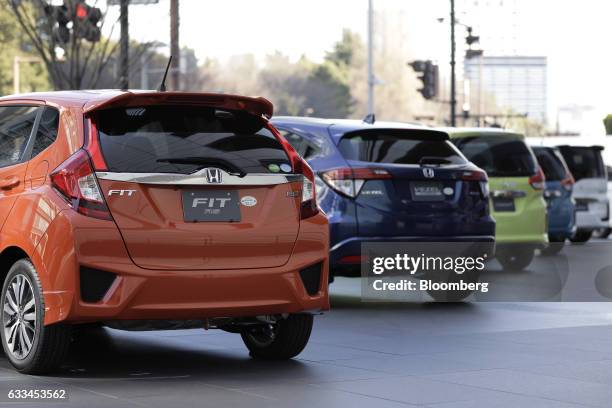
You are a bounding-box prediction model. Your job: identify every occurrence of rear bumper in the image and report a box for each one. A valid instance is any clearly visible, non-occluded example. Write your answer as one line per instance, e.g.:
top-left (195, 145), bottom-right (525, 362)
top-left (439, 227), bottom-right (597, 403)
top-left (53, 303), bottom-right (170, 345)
top-left (574, 196), bottom-right (608, 230)
top-left (330, 235), bottom-right (496, 272)
top-left (547, 201), bottom-right (576, 239)
top-left (34, 210), bottom-right (330, 325)
top-left (575, 210), bottom-right (609, 230)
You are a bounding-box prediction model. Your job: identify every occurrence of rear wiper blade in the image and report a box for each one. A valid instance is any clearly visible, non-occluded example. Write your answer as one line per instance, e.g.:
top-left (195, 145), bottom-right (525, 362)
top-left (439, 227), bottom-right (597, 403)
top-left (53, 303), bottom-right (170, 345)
top-left (419, 156), bottom-right (453, 166)
top-left (156, 156), bottom-right (247, 177)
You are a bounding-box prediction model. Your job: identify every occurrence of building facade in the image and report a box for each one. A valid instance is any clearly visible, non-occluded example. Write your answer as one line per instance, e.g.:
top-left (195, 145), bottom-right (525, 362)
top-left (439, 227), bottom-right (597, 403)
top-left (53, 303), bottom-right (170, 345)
top-left (464, 56), bottom-right (548, 125)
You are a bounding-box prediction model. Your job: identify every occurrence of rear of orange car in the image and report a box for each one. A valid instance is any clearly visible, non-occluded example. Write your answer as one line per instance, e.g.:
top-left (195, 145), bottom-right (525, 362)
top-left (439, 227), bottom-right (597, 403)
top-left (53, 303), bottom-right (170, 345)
top-left (0, 91), bottom-right (329, 374)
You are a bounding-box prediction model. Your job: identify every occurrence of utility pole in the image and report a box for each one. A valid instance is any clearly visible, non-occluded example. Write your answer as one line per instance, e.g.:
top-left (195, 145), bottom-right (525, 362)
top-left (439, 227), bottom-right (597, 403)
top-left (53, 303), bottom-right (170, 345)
top-left (367, 0), bottom-right (374, 116)
top-left (450, 0), bottom-right (457, 126)
top-left (119, 0), bottom-right (129, 90)
top-left (13, 56), bottom-right (42, 94)
top-left (170, 0), bottom-right (180, 90)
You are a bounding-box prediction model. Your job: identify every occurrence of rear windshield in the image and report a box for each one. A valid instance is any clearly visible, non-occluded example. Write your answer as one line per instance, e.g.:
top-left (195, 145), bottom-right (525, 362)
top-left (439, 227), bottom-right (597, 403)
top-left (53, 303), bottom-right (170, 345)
top-left (338, 132), bottom-right (467, 165)
top-left (558, 146), bottom-right (605, 180)
top-left (94, 106), bottom-right (291, 174)
top-left (533, 147), bottom-right (568, 181)
top-left (453, 135), bottom-right (536, 177)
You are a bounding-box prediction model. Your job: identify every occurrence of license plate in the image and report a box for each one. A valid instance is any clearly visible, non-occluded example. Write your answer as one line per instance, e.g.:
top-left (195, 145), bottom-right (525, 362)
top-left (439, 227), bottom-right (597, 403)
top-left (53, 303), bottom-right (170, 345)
top-left (182, 190), bottom-right (241, 222)
top-left (410, 182), bottom-right (444, 202)
top-left (492, 197), bottom-right (515, 212)
top-left (575, 202), bottom-right (588, 211)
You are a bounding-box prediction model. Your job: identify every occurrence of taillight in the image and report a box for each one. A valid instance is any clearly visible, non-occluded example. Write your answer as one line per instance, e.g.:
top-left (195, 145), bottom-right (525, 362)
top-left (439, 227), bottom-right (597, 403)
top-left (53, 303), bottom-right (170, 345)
top-left (529, 166), bottom-right (546, 190)
top-left (50, 149), bottom-right (112, 221)
top-left (460, 170), bottom-right (487, 182)
top-left (460, 170), bottom-right (489, 198)
top-left (299, 160), bottom-right (319, 219)
top-left (266, 124), bottom-right (319, 219)
top-left (84, 118), bottom-right (108, 171)
top-left (321, 167), bottom-right (391, 198)
top-left (560, 173), bottom-right (575, 191)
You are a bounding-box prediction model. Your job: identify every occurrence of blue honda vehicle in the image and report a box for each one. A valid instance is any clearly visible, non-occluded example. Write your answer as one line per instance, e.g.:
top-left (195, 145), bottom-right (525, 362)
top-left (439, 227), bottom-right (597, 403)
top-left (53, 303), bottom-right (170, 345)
top-left (271, 117), bottom-right (496, 277)
top-left (531, 146), bottom-right (576, 255)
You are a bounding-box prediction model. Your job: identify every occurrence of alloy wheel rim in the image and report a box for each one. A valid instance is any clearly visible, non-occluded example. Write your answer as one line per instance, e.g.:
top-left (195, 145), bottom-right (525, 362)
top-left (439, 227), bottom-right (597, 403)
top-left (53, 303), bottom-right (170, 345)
top-left (2, 274), bottom-right (37, 360)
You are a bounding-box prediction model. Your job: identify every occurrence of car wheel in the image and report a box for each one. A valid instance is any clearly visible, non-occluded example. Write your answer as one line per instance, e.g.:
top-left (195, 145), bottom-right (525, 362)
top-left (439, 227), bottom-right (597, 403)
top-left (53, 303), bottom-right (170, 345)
top-left (570, 230), bottom-right (593, 244)
top-left (241, 314), bottom-right (313, 360)
top-left (540, 237), bottom-right (565, 256)
top-left (593, 228), bottom-right (612, 239)
top-left (540, 244), bottom-right (564, 256)
top-left (0, 259), bottom-right (71, 374)
top-left (497, 248), bottom-right (535, 271)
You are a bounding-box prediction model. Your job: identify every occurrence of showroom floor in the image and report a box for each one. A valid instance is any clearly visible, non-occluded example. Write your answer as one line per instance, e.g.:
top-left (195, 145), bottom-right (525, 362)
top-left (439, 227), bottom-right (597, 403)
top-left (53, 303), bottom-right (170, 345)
top-left (2, 246), bottom-right (612, 407)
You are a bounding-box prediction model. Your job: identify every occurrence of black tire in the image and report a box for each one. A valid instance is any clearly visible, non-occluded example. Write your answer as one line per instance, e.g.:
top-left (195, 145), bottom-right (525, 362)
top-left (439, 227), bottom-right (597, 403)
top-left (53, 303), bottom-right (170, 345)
top-left (497, 248), bottom-right (535, 272)
top-left (0, 259), bottom-right (71, 374)
top-left (594, 228), bottom-right (612, 239)
top-left (540, 244), bottom-right (564, 256)
top-left (570, 230), bottom-right (593, 244)
top-left (540, 236), bottom-right (565, 256)
top-left (241, 314), bottom-right (313, 360)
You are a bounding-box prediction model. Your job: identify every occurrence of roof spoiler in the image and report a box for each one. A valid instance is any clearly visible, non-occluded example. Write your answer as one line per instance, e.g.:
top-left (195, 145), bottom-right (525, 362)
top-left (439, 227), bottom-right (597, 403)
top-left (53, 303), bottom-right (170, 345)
top-left (83, 92), bottom-right (274, 119)
top-left (557, 144), bottom-right (604, 151)
top-left (343, 128), bottom-right (450, 141)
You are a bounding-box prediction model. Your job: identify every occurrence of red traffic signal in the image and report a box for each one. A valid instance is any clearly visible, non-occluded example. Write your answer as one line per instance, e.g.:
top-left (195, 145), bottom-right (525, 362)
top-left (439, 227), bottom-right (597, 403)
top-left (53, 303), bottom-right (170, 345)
top-left (75, 3), bottom-right (88, 19)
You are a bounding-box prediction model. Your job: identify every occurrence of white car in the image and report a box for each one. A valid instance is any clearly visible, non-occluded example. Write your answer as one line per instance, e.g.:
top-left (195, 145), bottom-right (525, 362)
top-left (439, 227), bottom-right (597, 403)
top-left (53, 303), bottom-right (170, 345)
top-left (528, 137), bottom-right (608, 243)
top-left (556, 145), bottom-right (608, 242)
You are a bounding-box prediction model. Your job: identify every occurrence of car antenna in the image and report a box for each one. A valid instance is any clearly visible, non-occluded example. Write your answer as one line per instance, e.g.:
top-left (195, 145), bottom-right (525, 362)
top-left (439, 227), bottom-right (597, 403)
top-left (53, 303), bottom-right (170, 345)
top-left (158, 56), bottom-right (173, 92)
top-left (363, 113), bottom-right (375, 124)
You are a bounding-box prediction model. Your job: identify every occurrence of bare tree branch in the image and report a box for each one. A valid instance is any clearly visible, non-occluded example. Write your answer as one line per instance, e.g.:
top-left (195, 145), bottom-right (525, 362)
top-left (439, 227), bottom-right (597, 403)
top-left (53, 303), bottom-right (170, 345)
top-left (8, 0), bottom-right (124, 90)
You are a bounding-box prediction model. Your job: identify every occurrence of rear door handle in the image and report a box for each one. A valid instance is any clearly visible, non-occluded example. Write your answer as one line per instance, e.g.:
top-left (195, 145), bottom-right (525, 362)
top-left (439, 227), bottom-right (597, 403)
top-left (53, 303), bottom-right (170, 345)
top-left (0, 176), bottom-right (20, 190)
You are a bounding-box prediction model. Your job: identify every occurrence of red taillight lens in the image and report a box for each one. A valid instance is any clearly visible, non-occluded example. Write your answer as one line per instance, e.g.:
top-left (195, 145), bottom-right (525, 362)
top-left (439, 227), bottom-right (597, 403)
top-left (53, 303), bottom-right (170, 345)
top-left (84, 118), bottom-right (108, 171)
top-left (460, 170), bottom-right (488, 182)
top-left (461, 170), bottom-right (489, 198)
top-left (300, 160), bottom-right (320, 219)
top-left (267, 124), bottom-right (319, 219)
top-left (321, 167), bottom-right (391, 198)
top-left (339, 255), bottom-right (368, 264)
top-left (529, 166), bottom-right (546, 190)
top-left (50, 149), bottom-right (112, 221)
top-left (560, 173), bottom-right (575, 191)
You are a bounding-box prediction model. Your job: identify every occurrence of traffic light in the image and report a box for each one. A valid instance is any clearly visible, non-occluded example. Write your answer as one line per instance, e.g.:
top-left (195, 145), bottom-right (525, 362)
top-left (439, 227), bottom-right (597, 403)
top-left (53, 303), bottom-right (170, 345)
top-left (465, 27), bottom-right (479, 46)
top-left (44, 4), bottom-right (70, 44)
top-left (44, 1), bottom-right (102, 44)
top-left (408, 60), bottom-right (439, 100)
top-left (464, 27), bottom-right (483, 60)
top-left (73, 1), bottom-right (102, 42)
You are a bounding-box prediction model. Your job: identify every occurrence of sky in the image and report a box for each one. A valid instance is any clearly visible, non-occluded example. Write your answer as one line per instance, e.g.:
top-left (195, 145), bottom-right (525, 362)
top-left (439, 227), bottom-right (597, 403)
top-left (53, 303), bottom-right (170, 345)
top-left (104, 0), bottom-right (612, 131)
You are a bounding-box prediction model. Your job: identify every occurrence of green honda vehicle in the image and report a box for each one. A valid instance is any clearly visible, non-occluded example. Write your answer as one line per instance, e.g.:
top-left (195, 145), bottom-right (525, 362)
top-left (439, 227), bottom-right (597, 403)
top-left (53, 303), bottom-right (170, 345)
top-left (443, 128), bottom-right (548, 271)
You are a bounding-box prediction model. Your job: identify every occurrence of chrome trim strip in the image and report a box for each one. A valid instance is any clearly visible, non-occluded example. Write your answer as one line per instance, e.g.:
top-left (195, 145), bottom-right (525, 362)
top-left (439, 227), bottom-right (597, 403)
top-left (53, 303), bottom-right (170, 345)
top-left (96, 170), bottom-right (303, 186)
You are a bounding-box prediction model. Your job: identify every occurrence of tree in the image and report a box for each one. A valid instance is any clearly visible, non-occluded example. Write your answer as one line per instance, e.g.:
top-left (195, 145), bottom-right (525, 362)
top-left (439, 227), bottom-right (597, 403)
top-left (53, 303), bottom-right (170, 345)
top-left (604, 114), bottom-right (612, 135)
top-left (0, 2), bottom-right (49, 94)
top-left (325, 29), bottom-right (357, 67)
top-left (7, 0), bottom-right (153, 90)
top-left (258, 53), bottom-right (354, 118)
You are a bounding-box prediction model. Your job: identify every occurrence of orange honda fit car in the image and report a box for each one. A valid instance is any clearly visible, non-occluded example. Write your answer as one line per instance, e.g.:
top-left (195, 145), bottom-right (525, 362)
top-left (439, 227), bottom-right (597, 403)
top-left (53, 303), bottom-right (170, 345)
top-left (0, 90), bottom-right (329, 373)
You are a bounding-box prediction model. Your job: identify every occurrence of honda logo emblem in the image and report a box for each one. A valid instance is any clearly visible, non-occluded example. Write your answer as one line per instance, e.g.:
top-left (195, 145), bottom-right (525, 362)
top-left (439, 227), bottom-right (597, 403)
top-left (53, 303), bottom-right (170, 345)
top-left (422, 168), bottom-right (435, 178)
top-left (205, 168), bottom-right (223, 184)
